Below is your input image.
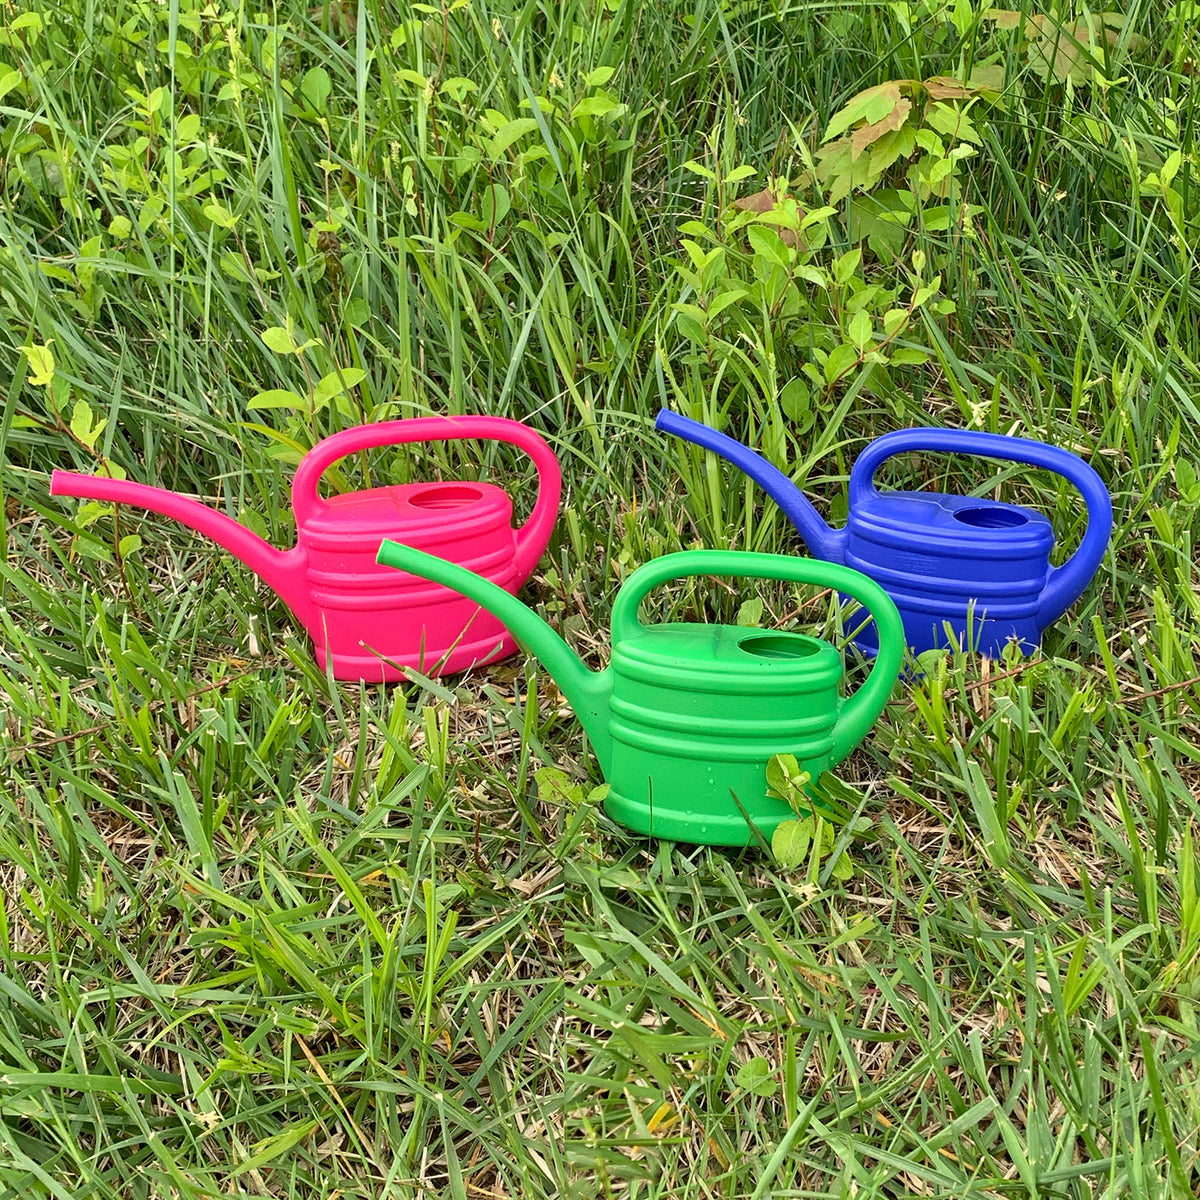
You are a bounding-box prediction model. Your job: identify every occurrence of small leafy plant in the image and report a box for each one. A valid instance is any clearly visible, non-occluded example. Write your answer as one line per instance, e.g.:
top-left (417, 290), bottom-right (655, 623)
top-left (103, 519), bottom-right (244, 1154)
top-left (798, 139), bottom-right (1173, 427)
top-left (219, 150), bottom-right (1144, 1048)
top-left (766, 753), bottom-right (856, 879)
top-left (815, 68), bottom-right (1004, 210)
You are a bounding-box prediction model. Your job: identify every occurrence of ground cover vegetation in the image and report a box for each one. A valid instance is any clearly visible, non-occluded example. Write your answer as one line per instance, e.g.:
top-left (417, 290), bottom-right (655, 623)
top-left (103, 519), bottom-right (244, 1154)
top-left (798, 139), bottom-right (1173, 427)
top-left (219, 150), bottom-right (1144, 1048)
top-left (0, 0), bottom-right (1198, 1195)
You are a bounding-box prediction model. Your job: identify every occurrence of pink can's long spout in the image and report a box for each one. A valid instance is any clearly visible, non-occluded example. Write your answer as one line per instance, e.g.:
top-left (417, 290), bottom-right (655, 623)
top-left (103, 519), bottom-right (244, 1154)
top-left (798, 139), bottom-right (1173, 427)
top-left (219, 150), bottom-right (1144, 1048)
top-left (50, 470), bottom-right (312, 620)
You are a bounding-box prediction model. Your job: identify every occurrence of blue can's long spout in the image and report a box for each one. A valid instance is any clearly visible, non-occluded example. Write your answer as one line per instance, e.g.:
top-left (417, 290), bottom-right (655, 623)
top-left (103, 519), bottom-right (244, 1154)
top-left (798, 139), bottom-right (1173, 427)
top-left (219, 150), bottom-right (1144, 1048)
top-left (655, 410), bottom-right (845, 563)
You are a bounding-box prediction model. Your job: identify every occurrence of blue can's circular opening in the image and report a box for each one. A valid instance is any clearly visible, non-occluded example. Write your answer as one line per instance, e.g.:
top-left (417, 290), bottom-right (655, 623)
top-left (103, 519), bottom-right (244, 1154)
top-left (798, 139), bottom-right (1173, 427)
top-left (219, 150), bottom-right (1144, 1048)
top-left (952, 505), bottom-right (1029, 529)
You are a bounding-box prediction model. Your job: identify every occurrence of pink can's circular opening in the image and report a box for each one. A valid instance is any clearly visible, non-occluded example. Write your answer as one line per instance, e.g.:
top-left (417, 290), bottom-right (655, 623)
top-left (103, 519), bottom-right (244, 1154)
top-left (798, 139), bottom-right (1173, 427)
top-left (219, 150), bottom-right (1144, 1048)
top-left (409, 484), bottom-right (485, 510)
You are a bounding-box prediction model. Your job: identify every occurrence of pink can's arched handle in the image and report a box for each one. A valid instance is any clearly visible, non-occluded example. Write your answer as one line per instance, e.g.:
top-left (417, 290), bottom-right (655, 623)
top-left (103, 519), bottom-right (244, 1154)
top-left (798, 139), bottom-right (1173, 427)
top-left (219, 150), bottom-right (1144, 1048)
top-left (290, 416), bottom-right (562, 580)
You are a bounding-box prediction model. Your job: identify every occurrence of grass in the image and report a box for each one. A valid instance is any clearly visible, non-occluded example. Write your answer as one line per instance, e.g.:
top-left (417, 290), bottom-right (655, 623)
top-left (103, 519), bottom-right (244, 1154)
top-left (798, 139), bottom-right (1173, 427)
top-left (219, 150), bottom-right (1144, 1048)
top-left (1, 0), bottom-right (1199, 1195)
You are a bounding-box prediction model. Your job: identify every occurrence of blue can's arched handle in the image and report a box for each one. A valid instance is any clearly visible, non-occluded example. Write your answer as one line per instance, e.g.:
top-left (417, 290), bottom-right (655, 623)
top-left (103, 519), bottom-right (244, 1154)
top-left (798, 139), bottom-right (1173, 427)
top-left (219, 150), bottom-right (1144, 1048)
top-left (848, 428), bottom-right (1113, 629)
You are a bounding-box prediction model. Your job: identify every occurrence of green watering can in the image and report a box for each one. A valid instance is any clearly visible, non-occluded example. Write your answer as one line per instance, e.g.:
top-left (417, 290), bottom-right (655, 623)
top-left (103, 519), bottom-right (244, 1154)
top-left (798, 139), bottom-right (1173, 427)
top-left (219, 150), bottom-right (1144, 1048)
top-left (376, 544), bottom-right (904, 847)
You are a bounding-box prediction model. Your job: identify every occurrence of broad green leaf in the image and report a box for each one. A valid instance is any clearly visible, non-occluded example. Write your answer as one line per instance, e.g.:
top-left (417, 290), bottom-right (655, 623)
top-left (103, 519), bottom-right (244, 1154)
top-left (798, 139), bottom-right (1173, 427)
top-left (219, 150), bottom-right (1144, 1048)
top-left (70, 399), bottom-right (98, 448)
top-left (175, 112), bottom-right (201, 142)
top-left (794, 263), bottom-right (829, 288)
top-left (780, 378), bottom-right (810, 420)
top-left (735, 1057), bottom-right (777, 1098)
top-left (301, 66), bottom-right (331, 110)
top-left (848, 194), bottom-right (911, 261)
top-left (480, 182), bottom-right (510, 227)
top-left (824, 342), bottom-right (859, 385)
top-left (0, 68), bottom-right (22, 101)
top-left (118, 534), bottom-right (142, 558)
top-left (438, 76), bottom-right (477, 100)
top-left (736, 597), bottom-right (764, 627)
top-left (834, 247), bottom-right (862, 284)
top-left (75, 501), bottom-right (112, 528)
top-left (449, 211), bottom-right (488, 232)
top-left (343, 298), bottom-right (370, 326)
top-left (248, 388), bottom-right (306, 410)
top-left (582, 65), bottom-right (615, 86)
top-left (203, 201), bottom-right (237, 229)
top-left (801, 205), bottom-right (838, 229)
top-left (535, 766), bottom-right (583, 807)
top-left (260, 326), bottom-right (296, 354)
top-left (747, 225), bottom-right (790, 269)
top-left (926, 103), bottom-right (980, 144)
top-left (913, 275), bottom-right (942, 307)
top-left (681, 239), bottom-right (708, 271)
top-left (75, 535), bottom-right (114, 562)
top-left (766, 753), bottom-right (809, 801)
top-left (867, 124), bottom-right (918, 177)
top-left (772, 819), bottom-right (813, 868)
top-left (572, 94), bottom-right (624, 119)
top-left (766, 754), bottom-right (790, 797)
top-left (487, 117), bottom-right (538, 159)
top-left (1175, 458), bottom-right (1197, 498)
top-left (260, 326), bottom-right (319, 355)
top-left (22, 342), bottom-right (54, 387)
top-left (706, 288), bottom-right (747, 318)
top-left (313, 368), bottom-right (367, 407)
top-left (10, 11), bottom-right (44, 34)
top-left (848, 308), bottom-right (872, 351)
top-left (108, 215), bottom-right (133, 237)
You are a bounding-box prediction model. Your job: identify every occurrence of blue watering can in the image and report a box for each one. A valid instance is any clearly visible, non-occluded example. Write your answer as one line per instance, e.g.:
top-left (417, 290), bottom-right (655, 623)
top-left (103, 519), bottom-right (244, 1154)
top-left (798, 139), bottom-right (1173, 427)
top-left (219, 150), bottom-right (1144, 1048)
top-left (656, 410), bottom-right (1112, 657)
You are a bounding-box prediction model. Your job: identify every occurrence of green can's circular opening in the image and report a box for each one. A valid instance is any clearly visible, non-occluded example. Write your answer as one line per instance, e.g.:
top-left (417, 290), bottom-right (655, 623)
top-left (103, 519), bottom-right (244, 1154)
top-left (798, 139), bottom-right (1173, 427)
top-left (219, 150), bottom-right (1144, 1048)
top-left (953, 505), bottom-right (1029, 529)
top-left (738, 633), bottom-right (821, 660)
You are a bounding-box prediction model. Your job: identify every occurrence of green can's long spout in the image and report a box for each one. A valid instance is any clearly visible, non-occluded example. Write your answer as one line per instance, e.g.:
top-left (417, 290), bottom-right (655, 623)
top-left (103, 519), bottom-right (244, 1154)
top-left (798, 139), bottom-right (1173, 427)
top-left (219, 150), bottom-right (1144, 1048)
top-left (376, 540), bottom-right (614, 773)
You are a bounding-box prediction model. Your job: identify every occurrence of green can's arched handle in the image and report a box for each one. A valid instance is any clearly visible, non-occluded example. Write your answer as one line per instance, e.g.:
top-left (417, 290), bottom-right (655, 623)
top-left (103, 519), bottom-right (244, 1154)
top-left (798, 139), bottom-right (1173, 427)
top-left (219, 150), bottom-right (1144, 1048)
top-left (609, 549), bottom-right (905, 764)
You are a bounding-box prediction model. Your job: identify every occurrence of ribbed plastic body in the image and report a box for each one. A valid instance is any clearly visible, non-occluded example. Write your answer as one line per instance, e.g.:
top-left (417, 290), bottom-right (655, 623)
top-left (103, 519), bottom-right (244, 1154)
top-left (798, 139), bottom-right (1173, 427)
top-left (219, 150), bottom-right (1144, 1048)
top-left (375, 543), bottom-right (906, 847)
top-left (299, 482), bottom-right (522, 679)
top-left (50, 415), bottom-right (562, 683)
top-left (655, 411), bottom-right (1113, 659)
top-left (844, 491), bottom-right (1056, 656)
top-left (604, 623), bottom-right (846, 845)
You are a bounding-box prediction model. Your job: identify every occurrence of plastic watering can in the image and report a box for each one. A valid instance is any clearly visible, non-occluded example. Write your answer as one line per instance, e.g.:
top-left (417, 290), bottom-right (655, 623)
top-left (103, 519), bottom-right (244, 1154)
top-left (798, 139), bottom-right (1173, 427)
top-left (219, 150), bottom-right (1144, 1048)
top-left (51, 416), bottom-right (561, 681)
top-left (656, 410), bottom-right (1112, 657)
top-left (375, 543), bottom-right (904, 846)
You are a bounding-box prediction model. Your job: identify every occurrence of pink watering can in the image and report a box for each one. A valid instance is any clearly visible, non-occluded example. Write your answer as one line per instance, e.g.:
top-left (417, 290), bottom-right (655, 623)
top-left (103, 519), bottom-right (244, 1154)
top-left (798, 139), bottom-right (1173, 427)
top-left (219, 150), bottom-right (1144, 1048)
top-left (51, 416), bottom-right (562, 681)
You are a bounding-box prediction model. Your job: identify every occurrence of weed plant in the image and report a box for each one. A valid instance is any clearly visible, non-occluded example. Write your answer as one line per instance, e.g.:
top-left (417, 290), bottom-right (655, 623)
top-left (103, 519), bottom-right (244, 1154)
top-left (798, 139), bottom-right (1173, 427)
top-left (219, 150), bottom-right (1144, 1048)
top-left (1, 0), bottom-right (1198, 1196)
